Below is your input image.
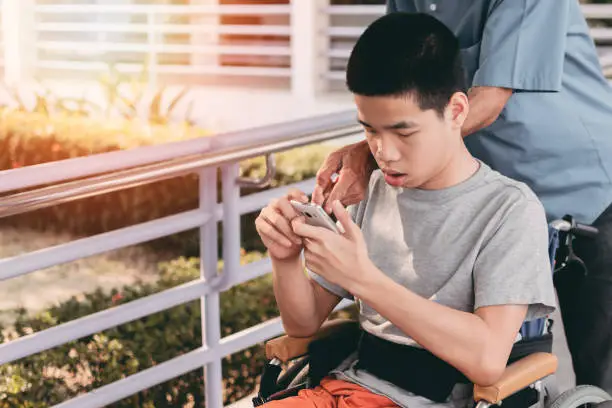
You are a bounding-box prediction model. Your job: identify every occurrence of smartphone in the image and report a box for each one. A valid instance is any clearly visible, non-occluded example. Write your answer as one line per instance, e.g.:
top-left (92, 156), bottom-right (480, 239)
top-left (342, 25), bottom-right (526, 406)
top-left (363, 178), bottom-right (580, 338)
top-left (290, 201), bottom-right (343, 234)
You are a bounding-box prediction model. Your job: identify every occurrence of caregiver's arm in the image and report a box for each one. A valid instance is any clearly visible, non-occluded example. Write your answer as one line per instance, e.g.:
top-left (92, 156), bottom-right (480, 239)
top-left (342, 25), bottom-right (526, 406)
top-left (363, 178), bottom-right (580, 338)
top-left (461, 86), bottom-right (512, 138)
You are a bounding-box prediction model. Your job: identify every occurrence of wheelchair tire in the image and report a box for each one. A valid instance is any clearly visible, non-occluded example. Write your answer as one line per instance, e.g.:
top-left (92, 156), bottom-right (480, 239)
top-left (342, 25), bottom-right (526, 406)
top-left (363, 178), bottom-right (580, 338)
top-left (547, 385), bottom-right (611, 408)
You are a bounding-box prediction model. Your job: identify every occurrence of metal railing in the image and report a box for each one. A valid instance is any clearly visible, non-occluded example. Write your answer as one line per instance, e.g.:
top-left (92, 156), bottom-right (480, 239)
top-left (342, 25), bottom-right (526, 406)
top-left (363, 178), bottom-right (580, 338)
top-left (0, 109), bottom-right (360, 408)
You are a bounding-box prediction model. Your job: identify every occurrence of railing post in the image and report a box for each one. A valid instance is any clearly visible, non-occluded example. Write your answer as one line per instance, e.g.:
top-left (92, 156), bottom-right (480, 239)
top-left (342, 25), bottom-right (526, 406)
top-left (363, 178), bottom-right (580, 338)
top-left (222, 163), bottom-right (242, 281)
top-left (2, 0), bottom-right (36, 85)
top-left (290, 0), bottom-right (330, 98)
top-left (199, 167), bottom-right (222, 408)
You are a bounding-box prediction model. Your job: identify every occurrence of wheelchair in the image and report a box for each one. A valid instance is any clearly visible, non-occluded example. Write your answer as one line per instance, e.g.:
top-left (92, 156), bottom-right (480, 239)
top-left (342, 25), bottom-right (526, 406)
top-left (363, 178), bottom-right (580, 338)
top-left (252, 216), bottom-right (612, 408)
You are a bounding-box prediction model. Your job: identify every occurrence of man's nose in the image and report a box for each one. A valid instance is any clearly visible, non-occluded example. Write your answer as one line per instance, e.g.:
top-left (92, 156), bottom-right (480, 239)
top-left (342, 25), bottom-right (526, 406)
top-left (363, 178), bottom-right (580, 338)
top-left (376, 138), bottom-right (400, 162)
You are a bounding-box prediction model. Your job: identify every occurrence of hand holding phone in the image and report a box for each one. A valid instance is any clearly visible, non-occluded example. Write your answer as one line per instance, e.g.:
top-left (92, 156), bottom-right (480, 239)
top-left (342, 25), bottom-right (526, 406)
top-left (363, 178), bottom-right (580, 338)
top-left (255, 191), bottom-right (309, 261)
top-left (290, 201), bottom-right (344, 234)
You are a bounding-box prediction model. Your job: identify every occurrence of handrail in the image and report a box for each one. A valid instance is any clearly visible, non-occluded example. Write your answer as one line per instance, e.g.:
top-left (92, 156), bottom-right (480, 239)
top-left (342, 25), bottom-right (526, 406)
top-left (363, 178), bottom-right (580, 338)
top-left (0, 108), bottom-right (359, 408)
top-left (0, 113), bottom-right (361, 218)
top-left (0, 110), bottom-right (356, 194)
top-left (1, 4), bottom-right (611, 407)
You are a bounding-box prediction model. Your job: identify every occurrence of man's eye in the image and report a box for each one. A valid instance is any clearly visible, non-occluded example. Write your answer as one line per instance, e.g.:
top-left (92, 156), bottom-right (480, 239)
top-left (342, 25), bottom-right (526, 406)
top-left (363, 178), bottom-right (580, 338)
top-left (364, 128), bottom-right (377, 134)
top-left (398, 132), bottom-right (416, 138)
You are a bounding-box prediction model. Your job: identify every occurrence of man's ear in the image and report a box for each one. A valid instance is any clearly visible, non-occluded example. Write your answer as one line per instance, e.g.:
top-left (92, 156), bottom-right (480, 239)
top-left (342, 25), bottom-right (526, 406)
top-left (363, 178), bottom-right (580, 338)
top-left (446, 92), bottom-right (469, 128)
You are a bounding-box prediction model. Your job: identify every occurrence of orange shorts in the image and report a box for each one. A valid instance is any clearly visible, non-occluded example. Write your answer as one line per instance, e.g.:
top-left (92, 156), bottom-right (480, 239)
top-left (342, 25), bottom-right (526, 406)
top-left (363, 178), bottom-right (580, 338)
top-left (262, 377), bottom-right (399, 408)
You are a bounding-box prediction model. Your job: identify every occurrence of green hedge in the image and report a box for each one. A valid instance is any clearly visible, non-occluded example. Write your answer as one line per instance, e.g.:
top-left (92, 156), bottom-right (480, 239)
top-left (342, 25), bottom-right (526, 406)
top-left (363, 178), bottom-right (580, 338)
top-left (0, 252), bottom-right (357, 407)
top-left (0, 253), bottom-right (274, 407)
top-left (0, 110), bottom-right (335, 254)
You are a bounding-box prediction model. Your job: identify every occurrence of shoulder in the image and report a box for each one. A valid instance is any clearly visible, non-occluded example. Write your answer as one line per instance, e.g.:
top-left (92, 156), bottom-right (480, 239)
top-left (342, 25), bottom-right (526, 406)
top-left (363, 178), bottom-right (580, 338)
top-left (481, 168), bottom-right (548, 235)
top-left (485, 169), bottom-right (544, 215)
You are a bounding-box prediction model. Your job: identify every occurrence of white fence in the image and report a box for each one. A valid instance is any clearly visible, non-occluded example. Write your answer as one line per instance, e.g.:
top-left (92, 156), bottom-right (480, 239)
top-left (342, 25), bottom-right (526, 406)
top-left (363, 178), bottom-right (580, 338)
top-left (0, 109), bottom-right (360, 408)
top-left (2, 3), bottom-right (612, 407)
top-left (1, 1), bottom-right (612, 96)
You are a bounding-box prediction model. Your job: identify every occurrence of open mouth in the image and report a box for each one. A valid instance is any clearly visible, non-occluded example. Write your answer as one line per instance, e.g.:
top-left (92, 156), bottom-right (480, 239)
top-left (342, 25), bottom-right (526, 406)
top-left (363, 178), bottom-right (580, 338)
top-left (382, 170), bottom-right (408, 186)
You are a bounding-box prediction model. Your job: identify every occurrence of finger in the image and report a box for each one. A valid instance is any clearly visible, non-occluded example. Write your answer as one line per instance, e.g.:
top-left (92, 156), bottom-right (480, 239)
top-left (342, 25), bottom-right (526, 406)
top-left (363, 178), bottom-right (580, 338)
top-left (255, 216), bottom-right (293, 248)
top-left (292, 221), bottom-right (318, 240)
top-left (311, 184), bottom-right (326, 206)
top-left (313, 176), bottom-right (334, 207)
top-left (292, 215), bottom-right (305, 223)
top-left (314, 153), bottom-right (343, 204)
top-left (303, 253), bottom-right (317, 274)
top-left (291, 216), bottom-right (306, 230)
top-left (324, 171), bottom-right (352, 213)
top-left (290, 216), bottom-right (308, 241)
top-left (293, 221), bottom-right (331, 241)
top-left (275, 199), bottom-right (303, 244)
top-left (262, 207), bottom-right (301, 245)
top-left (303, 250), bottom-right (323, 274)
top-left (304, 243), bottom-right (326, 264)
top-left (315, 155), bottom-right (342, 189)
top-left (303, 237), bottom-right (323, 255)
top-left (313, 171), bottom-right (339, 207)
top-left (303, 236), bottom-right (335, 265)
top-left (338, 190), bottom-right (366, 208)
top-left (256, 216), bottom-right (292, 248)
top-left (287, 188), bottom-right (309, 204)
top-left (331, 200), bottom-right (355, 238)
top-left (277, 196), bottom-right (301, 219)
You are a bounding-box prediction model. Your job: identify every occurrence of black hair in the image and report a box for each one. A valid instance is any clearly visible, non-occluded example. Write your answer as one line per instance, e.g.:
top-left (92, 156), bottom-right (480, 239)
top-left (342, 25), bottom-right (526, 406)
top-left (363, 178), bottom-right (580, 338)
top-left (346, 12), bottom-right (466, 115)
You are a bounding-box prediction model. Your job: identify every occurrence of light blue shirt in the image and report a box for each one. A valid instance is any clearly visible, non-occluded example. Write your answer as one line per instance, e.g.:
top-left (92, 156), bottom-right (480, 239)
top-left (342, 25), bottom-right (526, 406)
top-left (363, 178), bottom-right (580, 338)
top-left (389, 0), bottom-right (612, 223)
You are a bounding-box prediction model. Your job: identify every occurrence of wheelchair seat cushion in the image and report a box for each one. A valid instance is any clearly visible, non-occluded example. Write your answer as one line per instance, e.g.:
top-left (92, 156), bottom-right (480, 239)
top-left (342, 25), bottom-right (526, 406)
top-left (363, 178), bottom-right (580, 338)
top-left (261, 377), bottom-right (400, 408)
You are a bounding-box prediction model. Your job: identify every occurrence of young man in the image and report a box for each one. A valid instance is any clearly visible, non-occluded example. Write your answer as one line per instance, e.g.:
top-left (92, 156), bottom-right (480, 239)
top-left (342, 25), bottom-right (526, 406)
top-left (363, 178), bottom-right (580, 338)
top-left (255, 13), bottom-right (556, 408)
top-left (314, 1), bottom-right (612, 392)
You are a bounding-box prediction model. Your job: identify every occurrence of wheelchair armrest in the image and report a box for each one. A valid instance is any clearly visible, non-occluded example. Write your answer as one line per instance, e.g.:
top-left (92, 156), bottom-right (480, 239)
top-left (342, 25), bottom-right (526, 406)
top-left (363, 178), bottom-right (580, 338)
top-left (265, 319), bottom-right (359, 363)
top-left (473, 352), bottom-right (558, 404)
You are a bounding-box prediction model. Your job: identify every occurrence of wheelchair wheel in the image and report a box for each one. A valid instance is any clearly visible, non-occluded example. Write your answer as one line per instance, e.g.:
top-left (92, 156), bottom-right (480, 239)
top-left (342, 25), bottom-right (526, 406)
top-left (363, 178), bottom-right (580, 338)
top-left (548, 385), bottom-right (611, 408)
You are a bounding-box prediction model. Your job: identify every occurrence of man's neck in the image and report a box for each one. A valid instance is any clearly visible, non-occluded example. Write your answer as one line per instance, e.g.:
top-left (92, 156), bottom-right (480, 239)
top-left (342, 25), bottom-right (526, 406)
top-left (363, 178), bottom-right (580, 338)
top-left (419, 147), bottom-right (480, 191)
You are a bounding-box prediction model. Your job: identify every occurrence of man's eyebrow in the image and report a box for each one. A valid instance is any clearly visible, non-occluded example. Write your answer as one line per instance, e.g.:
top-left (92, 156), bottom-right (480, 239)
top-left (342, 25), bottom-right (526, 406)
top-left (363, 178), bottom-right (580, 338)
top-left (358, 119), bottom-right (373, 128)
top-left (357, 119), bottom-right (419, 129)
top-left (387, 120), bottom-right (418, 130)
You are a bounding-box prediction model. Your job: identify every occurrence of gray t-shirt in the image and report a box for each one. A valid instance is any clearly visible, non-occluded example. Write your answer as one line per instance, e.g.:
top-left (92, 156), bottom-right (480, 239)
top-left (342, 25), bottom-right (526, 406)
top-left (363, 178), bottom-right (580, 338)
top-left (309, 162), bottom-right (557, 408)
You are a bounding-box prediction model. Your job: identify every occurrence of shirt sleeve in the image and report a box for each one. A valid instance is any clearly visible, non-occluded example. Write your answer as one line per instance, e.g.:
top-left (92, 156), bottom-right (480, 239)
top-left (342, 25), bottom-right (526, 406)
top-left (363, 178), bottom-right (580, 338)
top-left (473, 197), bottom-right (557, 320)
top-left (386, 0), bottom-right (398, 13)
top-left (307, 203), bottom-right (362, 300)
top-left (472, 0), bottom-right (569, 92)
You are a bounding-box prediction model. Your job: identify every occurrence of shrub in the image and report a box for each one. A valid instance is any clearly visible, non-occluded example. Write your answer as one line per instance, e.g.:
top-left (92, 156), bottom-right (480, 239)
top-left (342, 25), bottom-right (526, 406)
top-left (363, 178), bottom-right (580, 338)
top-left (0, 110), bottom-right (334, 254)
top-left (0, 334), bottom-right (140, 407)
top-left (0, 252), bottom-right (277, 407)
top-left (0, 250), bottom-right (358, 407)
top-left (0, 109), bottom-right (208, 240)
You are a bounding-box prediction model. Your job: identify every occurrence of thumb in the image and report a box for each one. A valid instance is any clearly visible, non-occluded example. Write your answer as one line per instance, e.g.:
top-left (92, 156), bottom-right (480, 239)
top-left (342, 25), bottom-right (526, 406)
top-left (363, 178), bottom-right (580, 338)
top-left (313, 152), bottom-right (342, 205)
top-left (288, 188), bottom-right (309, 204)
top-left (331, 200), bottom-right (355, 237)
